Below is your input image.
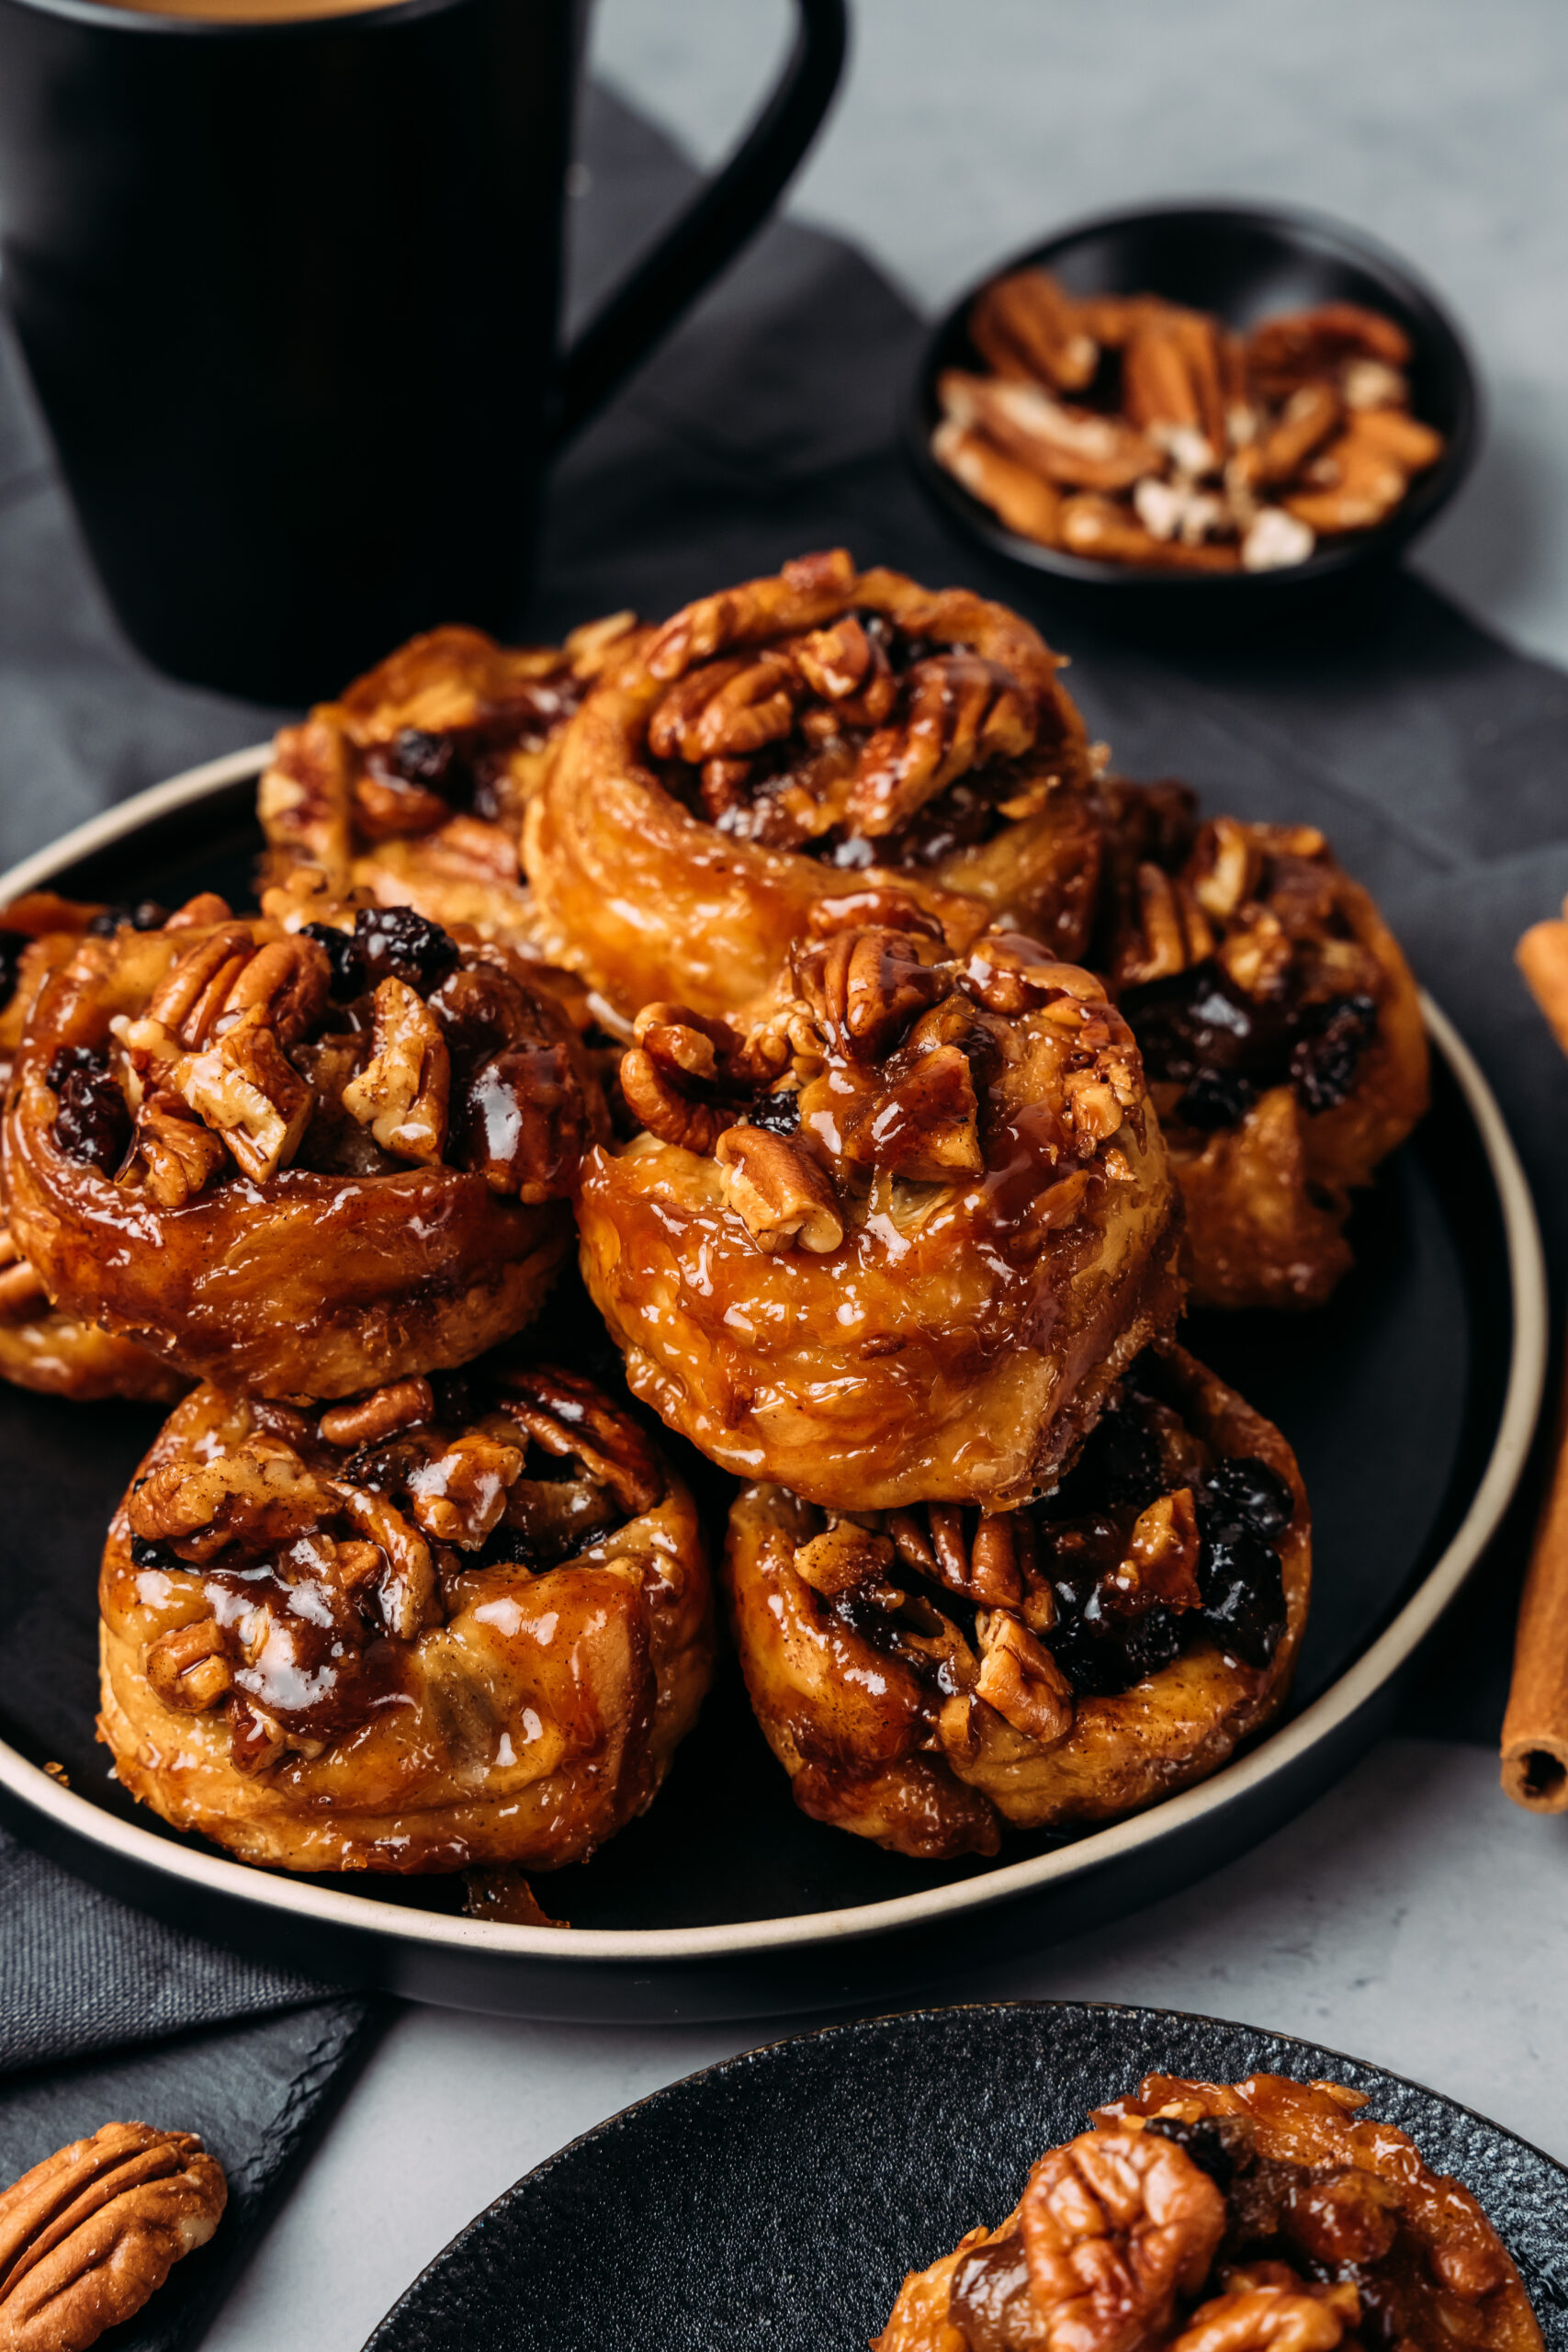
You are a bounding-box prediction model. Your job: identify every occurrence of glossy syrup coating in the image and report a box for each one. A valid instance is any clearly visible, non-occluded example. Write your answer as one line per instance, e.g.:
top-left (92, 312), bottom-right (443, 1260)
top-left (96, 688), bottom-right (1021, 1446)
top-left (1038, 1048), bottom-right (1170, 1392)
top-left (875, 2072), bottom-right (1543, 2352)
top-left (1103, 783), bottom-right (1428, 1309)
top-left (4, 894), bottom-right (609, 1398)
top-left (525, 548), bottom-right (1104, 1018)
top-left (258, 614), bottom-right (640, 944)
top-left (97, 1363), bottom-right (712, 1873)
top-left (0, 895), bottom-right (186, 1402)
top-left (579, 919), bottom-right (1183, 1511)
top-left (723, 1344), bottom-right (1310, 1860)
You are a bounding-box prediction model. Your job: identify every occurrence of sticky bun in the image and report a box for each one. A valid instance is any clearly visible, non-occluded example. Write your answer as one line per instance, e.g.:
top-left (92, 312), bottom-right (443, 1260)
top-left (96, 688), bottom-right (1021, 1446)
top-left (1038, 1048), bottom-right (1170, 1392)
top-left (723, 1343), bottom-right (1308, 1858)
top-left (5, 894), bottom-right (607, 1398)
top-left (97, 1360), bottom-right (711, 1871)
top-left (259, 615), bottom-right (638, 942)
top-left (1104, 783), bottom-right (1427, 1309)
top-left (578, 919), bottom-right (1182, 1511)
top-left (0, 894), bottom-right (185, 1400)
top-left (875, 2071), bottom-right (1541, 2352)
top-left (526, 548), bottom-right (1104, 1017)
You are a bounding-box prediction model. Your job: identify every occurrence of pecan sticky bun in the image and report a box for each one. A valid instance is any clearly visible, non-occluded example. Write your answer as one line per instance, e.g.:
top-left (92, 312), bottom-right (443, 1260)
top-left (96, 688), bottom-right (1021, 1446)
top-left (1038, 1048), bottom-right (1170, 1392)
top-left (259, 614), bottom-right (639, 943)
top-left (525, 548), bottom-right (1104, 1017)
top-left (1103, 784), bottom-right (1428, 1309)
top-left (875, 2072), bottom-right (1542, 2352)
top-left (578, 918), bottom-right (1182, 1512)
top-left (723, 1344), bottom-right (1307, 1858)
top-left (97, 1361), bottom-right (712, 1871)
top-left (4, 894), bottom-right (608, 1398)
top-left (0, 894), bottom-right (186, 1402)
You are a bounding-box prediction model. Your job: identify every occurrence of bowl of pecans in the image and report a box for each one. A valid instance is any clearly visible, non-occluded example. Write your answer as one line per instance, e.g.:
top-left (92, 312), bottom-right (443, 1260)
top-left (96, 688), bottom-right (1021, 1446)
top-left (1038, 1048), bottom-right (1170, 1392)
top-left (909, 200), bottom-right (1478, 630)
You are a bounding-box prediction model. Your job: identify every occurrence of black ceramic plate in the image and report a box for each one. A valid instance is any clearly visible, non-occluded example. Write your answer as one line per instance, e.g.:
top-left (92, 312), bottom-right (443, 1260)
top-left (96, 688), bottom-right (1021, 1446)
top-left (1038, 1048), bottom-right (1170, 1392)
top-left (364, 2000), bottom-right (1568, 2349)
top-left (0, 757), bottom-right (1545, 2022)
top-left (908, 200), bottom-right (1479, 633)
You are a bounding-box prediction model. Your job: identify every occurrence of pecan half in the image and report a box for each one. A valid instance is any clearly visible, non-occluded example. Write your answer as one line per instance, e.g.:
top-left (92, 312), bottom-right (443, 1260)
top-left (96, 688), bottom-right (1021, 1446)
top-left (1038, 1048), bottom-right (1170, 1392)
top-left (129, 1094), bottom-right (230, 1208)
top-left (1020, 2126), bottom-right (1226, 2344)
top-left (342, 976), bottom-right (451, 1165)
top-left (0, 2121), bottom-right (225, 2352)
top-left (403, 1430), bottom-right (525, 1547)
top-left (976, 1610), bottom-right (1075, 1747)
top-left (145, 1620), bottom-right (232, 1713)
top-left (1168, 2284), bottom-right (1351, 2352)
top-left (499, 1366), bottom-right (664, 1518)
top-left (846, 653), bottom-right (1038, 837)
top-left (329, 1482), bottom-right (436, 1640)
top-left (715, 1126), bottom-right (844, 1254)
top-left (794, 926), bottom-right (946, 1061)
top-left (319, 1378), bottom-right (435, 1449)
top-left (168, 1009), bottom-right (313, 1183)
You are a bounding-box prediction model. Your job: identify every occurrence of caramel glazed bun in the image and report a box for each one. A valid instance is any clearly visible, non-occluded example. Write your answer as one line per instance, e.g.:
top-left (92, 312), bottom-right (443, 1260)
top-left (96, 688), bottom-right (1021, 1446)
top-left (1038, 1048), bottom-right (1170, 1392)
top-left (525, 548), bottom-right (1105, 1018)
top-left (4, 892), bottom-right (609, 1400)
top-left (99, 1362), bottom-right (712, 1871)
top-left (874, 2071), bottom-right (1542, 2352)
top-left (725, 1343), bottom-right (1309, 1860)
top-left (0, 893), bottom-right (186, 1401)
top-left (1104, 781), bottom-right (1428, 1310)
top-left (258, 612), bottom-right (639, 943)
top-left (579, 918), bottom-right (1184, 1513)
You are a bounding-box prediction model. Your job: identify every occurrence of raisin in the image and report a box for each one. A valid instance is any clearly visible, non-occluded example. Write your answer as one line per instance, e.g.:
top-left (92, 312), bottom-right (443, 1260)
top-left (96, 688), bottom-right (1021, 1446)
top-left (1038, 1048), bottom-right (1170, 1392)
top-left (1198, 1521), bottom-right (1287, 1668)
top-left (48, 1045), bottom-right (130, 1173)
top-left (303, 922), bottom-right (367, 1001)
top-left (748, 1090), bottom-right (801, 1136)
top-left (1201, 1456), bottom-right (1293, 1542)
top-left (353, 906), bottom-right (460, 995)
top-left (129, 1533), bottom-right (182, 1572)
top-left (1178, 1065), bottom-right (1257, 1129)
top-left (1145, 2114), bottom-right (1253, 2188)
top-left (85, 899), bottom-right (167, 939)
top-left (0, 931), bottom-right (27, 1009)
top-left (1292, 992), bottom-right (1377, 1113)
top-left (1052, 1401), bottom-right (1165, 1515)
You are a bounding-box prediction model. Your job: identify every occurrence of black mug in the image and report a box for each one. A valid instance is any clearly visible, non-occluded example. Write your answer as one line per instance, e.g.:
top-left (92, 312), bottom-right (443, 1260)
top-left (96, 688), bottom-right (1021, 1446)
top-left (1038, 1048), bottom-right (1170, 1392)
top-left (0, 0), bottom-right (846, 702)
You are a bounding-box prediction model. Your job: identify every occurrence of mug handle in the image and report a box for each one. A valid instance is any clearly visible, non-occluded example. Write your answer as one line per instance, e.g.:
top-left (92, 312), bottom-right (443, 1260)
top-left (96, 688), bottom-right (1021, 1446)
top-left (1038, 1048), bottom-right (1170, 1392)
top-left (547, 0), bottom-right (848, 446)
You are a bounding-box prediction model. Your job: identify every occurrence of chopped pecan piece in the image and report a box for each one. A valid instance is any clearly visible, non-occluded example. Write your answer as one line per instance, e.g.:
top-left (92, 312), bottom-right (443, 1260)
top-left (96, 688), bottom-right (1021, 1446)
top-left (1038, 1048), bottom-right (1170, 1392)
top-left (976, 1611), bottom-right (1074, 1747)
top-left (403, 1430), bottom-right (525, 1547)
top-left (715, 1126), bottom-right (844, 1254)
top-left (341, 976), bottom-right (451, 1165)
top-left (169, 1010), bottom-right (313, 1183)
top-left (145, 1620), bottom-right (232, 1713)
top-left (130, 1438), bottom-right (332, 1563)
top-left (329, 1482), bottom-right (436, 1640)
top-left (793, 1520), bottom-right (901, 1605)
top-left (130, 1094), bottom-right (230, 1207)
top-left (1168, 2284), bottom-right (1350, 2352)
top-left (319, 1378), bottom-right (435, 1449)
top-left (0, 2121), bottom-right (226, 2352)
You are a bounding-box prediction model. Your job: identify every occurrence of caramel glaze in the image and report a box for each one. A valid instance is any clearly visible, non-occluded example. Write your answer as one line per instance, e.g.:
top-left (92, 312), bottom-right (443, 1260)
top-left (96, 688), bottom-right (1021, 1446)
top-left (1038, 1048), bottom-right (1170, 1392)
top-left (97, 1366), bottom-right (712, 1872)
top-left (724, 1344), bottom-right (1310, 1860)
top-left (525, 549), bottom-right (1104, 1018)
top-left (1102, 784), bottom-right (1429, 1311)
top-left (580, 923), bottom-right (1182, 1510)
top-left (875, 2073), bottom-right (1543, 2352)
top-left (4, 899), bottom-right (608, 1399)
top-left (258, 616), bottom-right (640, 944)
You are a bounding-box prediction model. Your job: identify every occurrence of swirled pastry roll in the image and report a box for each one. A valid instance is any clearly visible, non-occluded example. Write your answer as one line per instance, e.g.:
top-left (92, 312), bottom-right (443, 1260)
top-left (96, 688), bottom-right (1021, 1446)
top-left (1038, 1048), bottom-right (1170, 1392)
top-left (723, 1344), bottom-right (1308, 1859)
top-left (579, 917), bottom-right (1182, 1510)
top-left (525, 548), bottom-right (1105, 1016)
top-left (0, 895), bottom-right (186, 1401)
top-left (259, 615), bottom-right (638, 942)
top-left (5, 894), bottom-right (607, 1397)
top-left (1104, 783), bottom-right (1428, 1309)
top-left (98, 1362), bottom-right (712, 1872)
top-left (875, 2071), bottom-right (1542, 2352)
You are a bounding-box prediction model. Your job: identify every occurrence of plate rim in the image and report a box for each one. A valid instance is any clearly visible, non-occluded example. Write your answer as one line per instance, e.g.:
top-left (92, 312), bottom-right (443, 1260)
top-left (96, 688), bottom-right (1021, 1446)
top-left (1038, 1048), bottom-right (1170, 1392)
top-left (0, 754), bottom-right (1548, 1965)
top-left (365, 1993), bottom-right (1568, 2349)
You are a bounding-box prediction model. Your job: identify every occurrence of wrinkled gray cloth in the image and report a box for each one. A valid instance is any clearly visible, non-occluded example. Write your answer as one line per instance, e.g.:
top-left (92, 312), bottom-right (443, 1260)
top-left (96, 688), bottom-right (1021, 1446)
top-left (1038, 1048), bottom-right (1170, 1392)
top-left (3, 74), bottom-right (1568, 2346)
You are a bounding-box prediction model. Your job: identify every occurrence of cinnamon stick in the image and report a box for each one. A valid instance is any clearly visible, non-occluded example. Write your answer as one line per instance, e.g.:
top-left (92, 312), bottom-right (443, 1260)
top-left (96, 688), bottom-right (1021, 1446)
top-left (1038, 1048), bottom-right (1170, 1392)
top-left (1503, 898), bottom-right (1568, 1808)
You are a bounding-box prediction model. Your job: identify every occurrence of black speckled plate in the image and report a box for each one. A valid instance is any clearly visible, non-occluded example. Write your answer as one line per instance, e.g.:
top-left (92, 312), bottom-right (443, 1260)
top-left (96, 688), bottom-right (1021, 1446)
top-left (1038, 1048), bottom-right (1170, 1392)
top-left (0, 761), bottom-right (1549, 2021)
top-left (363, 2001), bottom-right (1568, 2350)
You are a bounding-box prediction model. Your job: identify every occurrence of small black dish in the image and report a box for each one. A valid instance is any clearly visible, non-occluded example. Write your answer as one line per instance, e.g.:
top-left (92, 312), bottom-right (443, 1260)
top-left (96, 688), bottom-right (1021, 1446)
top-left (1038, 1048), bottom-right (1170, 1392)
top-left (363, 2001), bottom-right (1568, 2350)
top-left (908, 200), bottom-right (1479, 639)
